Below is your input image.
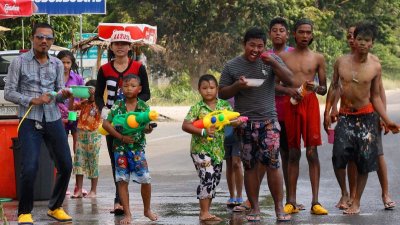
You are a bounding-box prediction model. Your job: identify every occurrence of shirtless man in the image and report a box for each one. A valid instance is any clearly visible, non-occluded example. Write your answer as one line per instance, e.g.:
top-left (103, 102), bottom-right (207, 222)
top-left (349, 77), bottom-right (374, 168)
top-left (279, 18), bottom-right (328, 215)
top-left (265, 17), bottom-right (301, 209)
top-left (325, 25), bottom-right (396, 211)
top-left (324, 22), bottom-right (399, 214)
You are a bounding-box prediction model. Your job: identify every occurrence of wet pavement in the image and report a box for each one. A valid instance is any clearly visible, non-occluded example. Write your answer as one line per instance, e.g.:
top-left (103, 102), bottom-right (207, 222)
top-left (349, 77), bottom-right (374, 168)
top-left (2, 91), bottom-right (400, 224)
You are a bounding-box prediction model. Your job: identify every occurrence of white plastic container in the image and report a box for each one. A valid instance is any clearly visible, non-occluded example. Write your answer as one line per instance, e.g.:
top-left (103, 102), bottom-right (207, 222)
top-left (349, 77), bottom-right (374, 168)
top-left (245, 78), bottom-right (265, 87)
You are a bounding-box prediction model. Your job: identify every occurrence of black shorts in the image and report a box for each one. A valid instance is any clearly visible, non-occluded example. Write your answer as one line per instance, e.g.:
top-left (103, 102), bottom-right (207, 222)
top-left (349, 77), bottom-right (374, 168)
top-left (332, 112), bottom-right (379, 174)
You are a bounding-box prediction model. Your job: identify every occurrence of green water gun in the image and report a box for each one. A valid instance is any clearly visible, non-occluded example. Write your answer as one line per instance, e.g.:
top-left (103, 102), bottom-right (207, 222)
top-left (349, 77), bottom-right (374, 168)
top-left (98, 110), bottom-right (158, 135)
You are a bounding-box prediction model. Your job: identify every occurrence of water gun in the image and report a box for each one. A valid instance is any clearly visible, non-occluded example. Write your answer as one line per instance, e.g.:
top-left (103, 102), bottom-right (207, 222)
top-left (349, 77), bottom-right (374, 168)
top-left (49, 85), bottom-right (92, 99)
top-left (98, 110), bottom-right (158, 136)
top-left (193, 109), bottom-right (248, 140)
top-left (290, 82), bottom-right (318, 105)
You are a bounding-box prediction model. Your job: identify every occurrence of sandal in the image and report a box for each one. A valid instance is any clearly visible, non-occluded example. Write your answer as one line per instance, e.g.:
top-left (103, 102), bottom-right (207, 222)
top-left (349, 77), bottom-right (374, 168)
top-left (284, 203), bottom-right (299, 214)
top-left (110, 204), bottom-right (124, 215)
top-left (226, 198), bottom-right (236, 207)
top-left (233, 200), bottom-right (251, 212)
top-left (311, 202), bottom-right (328, 215)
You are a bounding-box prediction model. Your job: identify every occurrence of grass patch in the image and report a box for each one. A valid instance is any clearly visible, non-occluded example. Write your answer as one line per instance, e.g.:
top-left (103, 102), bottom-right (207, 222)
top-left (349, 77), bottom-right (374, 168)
top-left (149, 77), bottom-right (399, 106)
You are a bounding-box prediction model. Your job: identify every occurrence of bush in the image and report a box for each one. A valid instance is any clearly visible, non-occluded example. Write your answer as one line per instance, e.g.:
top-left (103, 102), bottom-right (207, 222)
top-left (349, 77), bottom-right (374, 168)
top-left (149, 72), bottom-right (200, 105)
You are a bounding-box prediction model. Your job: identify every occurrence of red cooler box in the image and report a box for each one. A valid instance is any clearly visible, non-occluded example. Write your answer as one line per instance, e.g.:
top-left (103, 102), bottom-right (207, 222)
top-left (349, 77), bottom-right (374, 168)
top-left (0, 119), bottom-right (18, 198)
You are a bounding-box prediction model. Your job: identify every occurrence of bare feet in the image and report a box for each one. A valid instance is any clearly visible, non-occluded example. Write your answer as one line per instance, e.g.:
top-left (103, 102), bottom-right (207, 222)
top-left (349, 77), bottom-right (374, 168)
top-left (120, 215), bottom-right (132, 224)
top-left (343, 202), bottom-right (360, 215)
top-left (86, 191), bottom-right (97, 198)
top-left (71, 190), bottom-right (83, 199)
top-left (347, 197), bottom-right (354, 207)
top-left (335, 195), bottom-right (350, 210)
top-left (296, 203), bottom-right (305, 210)
top-left (383, 195), bottom-right (396, 210)
top-left (144, 210), bottom-right (158, 221)
top-left (199, 214), bottom-right (222, 221)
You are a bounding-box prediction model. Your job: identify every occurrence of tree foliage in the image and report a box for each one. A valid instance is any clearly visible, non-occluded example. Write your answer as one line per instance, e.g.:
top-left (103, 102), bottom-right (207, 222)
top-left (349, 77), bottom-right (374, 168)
top-left (1, 0), bottom-right (399, 84)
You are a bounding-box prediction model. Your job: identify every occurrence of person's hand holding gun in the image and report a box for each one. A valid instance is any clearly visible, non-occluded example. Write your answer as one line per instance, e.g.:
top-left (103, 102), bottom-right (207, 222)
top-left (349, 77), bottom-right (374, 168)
top-left (204, 125), bottom-right (216, 139)
top-left (119, 135), bottom-right (134, 144)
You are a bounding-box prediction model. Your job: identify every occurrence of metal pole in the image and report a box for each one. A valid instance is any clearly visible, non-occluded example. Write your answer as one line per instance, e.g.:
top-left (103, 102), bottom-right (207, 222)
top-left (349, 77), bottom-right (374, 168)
top-left (47, 15), bottom-right (50, 24)
top-left (80, 14), bottom-right (83, 75)
top-left (22, 19), bottom-right (24, 49)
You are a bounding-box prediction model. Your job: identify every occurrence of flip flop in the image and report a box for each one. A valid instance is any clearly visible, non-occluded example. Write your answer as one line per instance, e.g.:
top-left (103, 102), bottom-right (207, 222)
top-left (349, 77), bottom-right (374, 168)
top-left (234, 197), bottom-right (244, 206)
top-left (246, 213), bottom-right (261, 222)
top-left (226, 198), bottom-right (237, 207)
top-left (70, 195), bottom-right (83, 199)
top-left (384, 201), bottom-right (396, 210)
top-left (276, 213), bottom-right (291, 222)
top-left (233, 201), bottom-right (251, 212)
top-left (110, 205), bottom-right (124, 215)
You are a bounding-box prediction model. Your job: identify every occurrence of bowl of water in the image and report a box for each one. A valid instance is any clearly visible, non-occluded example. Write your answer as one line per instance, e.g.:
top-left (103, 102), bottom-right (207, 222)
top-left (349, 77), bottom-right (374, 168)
top-left (69, 85), bottom-right (92, 98)
top-left (245, 78), bottom-right (265, 87)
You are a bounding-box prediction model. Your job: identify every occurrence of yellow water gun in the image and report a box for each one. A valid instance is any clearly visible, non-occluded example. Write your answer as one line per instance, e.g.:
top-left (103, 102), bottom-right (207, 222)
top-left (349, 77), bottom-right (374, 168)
top-left (193, 109), bottom-right (248, 140)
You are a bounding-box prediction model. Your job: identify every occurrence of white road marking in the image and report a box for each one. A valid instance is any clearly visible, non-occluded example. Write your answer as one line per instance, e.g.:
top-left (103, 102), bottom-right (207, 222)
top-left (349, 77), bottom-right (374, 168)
top-left (148, 133), bottom-right (189, 143)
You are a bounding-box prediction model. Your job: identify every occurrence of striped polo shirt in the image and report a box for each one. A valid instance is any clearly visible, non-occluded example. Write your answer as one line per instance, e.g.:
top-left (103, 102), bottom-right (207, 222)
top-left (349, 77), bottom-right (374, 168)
top-left (219, 55), bottom-right (285, 121)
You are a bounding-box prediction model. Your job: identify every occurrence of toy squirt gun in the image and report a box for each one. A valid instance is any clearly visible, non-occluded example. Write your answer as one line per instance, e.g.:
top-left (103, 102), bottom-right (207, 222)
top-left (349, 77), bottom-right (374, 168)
top-left (98, 110), bottom-right (158, 136)
top-left (193, 109), bottom-right (248, 140)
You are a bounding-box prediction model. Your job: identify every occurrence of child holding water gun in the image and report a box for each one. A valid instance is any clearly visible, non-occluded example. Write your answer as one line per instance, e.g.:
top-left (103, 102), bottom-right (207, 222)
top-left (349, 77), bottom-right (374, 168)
top-left (102, 74), bottom-right (158, 224)
top-left (182, 74), bottom-right (243, 222)
top-left (68, 80), bottom-right (102, 198)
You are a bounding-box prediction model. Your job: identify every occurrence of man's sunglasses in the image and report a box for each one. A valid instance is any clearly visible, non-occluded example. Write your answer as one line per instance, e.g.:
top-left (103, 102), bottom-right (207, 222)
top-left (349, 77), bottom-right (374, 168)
top-left (34, 35), bottom-right (54, 41)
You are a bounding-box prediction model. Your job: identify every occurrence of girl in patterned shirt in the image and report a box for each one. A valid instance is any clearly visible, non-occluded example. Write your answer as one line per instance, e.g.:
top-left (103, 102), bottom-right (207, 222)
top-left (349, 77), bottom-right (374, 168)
top-left (68, 80), bottom-right (102, 198)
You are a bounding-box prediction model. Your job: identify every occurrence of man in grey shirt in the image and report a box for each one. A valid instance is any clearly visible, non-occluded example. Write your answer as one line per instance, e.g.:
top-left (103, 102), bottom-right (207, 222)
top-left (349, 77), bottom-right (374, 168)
top-left (219, 27), bottom-right (293, 222)
top-left (5, 23), bottom-right (73, 224)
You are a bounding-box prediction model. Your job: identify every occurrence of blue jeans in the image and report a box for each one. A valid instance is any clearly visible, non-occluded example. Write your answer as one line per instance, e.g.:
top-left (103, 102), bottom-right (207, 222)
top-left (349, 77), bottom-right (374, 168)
top-left (17, 118), bottom-right (72, 215)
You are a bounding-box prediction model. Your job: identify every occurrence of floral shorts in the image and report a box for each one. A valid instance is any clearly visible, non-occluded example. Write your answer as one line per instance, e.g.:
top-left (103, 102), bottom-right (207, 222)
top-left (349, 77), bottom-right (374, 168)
top-left (237, 119), bottom-right (281, 170)
top-left (191, 153), bottom-right (223, 199)
top-left (114, 149), bottom-right (151, 184)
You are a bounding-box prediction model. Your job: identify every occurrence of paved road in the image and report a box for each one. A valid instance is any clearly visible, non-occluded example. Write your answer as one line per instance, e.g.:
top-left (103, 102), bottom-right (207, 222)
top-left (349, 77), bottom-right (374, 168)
top-left (2, 91), bottom-right (400, 225)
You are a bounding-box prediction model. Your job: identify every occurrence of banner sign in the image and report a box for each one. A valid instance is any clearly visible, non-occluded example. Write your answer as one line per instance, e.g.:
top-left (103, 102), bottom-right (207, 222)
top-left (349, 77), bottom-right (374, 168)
top-left (0, 0), bottom-right (33, 19)
top-left (34, 0), bottom-right (106, 15)
top-left (98, 23), bottom-right (157, 45)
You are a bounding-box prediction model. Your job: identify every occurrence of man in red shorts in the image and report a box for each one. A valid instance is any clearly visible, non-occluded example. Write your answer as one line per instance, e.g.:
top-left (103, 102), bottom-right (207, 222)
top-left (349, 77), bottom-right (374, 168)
top-left (279, 18), bottom-right (328, 215)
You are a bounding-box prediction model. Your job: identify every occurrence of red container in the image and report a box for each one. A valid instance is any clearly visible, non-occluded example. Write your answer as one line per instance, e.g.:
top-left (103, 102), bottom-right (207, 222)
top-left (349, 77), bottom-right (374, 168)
top-left (0, 119), bottom-right (19, 198)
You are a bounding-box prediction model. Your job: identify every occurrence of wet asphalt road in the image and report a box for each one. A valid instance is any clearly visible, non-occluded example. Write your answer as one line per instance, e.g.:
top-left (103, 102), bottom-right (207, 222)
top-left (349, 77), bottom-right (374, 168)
top-left (2, 91), bottom-right (400, 225)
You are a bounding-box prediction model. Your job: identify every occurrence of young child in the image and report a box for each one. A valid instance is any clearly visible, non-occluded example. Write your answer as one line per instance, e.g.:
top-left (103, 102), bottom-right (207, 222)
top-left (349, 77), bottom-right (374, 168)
top-left (68, 80), bottom-right (102, 198)
top-left (56, 50), bottom-right (87, 196)
top-left (102, 74), bottom-right (158, 224)
top-left (224, 97), bottom-right (244, 208)
top-left (182, 74), bottom-right (237, 222)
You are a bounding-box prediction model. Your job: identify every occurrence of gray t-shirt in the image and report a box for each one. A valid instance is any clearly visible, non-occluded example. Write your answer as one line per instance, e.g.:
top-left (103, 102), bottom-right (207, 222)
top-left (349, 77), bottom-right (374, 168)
top-left (219, 55), bottom-right (284, 121)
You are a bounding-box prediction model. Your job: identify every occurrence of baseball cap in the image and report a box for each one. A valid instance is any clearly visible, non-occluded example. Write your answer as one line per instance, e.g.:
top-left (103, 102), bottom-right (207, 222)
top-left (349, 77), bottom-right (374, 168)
top-left (109, 30), bottom-right (133, 43)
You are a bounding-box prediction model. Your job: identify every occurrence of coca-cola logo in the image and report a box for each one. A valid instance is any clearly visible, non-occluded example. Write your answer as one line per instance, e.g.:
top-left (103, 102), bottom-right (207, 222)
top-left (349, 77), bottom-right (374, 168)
top-left (4, 4), bottom-right (20, 13)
